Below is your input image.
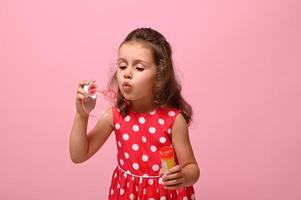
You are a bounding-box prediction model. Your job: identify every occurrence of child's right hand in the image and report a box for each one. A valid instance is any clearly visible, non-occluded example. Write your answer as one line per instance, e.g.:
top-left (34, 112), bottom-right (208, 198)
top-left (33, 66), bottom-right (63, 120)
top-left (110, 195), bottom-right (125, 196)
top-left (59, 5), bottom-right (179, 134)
top-left (75, 80), bottom-right (95, 117)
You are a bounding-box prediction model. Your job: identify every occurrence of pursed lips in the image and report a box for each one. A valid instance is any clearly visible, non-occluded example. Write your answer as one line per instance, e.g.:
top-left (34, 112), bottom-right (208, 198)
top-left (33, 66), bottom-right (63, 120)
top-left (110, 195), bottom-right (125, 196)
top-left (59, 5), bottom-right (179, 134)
top-left (122, 81), bottom-right (132, 87)
top-left (122, 81), bottom-right (132, 92)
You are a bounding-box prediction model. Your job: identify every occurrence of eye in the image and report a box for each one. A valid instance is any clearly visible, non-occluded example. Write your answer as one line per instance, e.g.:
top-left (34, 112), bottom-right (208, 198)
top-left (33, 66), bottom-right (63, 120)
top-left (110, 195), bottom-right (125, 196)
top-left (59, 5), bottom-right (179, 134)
top-left (136, 67), bottom-right (145, 71)
top-left (136, 64), bottom-right (145, 71)
top-left (118, 65), bottom-right (127, 70)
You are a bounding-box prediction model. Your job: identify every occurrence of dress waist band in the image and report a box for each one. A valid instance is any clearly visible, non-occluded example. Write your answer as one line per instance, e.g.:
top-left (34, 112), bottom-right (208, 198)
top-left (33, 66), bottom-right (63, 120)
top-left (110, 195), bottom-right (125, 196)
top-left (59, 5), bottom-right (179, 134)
top-left (117, 166), bottom-right (161, 179)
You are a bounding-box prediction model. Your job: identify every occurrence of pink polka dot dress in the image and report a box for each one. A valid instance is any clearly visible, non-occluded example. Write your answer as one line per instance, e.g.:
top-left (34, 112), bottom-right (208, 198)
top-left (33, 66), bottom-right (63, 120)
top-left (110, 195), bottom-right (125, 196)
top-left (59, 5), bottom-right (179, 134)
top-left (108, 106), bottom-right (195, 200)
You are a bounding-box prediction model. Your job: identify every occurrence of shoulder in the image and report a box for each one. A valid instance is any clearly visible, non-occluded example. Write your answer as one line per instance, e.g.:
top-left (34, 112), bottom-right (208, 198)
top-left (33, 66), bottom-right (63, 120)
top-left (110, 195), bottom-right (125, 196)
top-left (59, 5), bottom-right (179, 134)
top-left (110, 106), bottom-right (126, 127)
top-left (170, 112), bottom-right (189, 148)
top-left (172, 112), bottom-right (188, 135)
top-left (98, 107), bottom-right (114, 128)
top-left (174, 112), bottom-right (188, 128)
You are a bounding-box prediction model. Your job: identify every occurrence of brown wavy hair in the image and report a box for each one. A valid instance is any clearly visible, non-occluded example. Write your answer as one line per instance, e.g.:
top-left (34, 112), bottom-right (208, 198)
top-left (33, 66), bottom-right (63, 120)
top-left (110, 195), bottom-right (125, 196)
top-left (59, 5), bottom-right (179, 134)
top-left (109, 27), bottom-right (192, 125)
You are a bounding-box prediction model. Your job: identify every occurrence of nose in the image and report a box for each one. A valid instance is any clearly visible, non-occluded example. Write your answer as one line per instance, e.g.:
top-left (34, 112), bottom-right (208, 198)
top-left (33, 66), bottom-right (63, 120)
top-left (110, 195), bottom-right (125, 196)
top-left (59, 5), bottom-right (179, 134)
top-left (124, 67), bottom-right (133, 79)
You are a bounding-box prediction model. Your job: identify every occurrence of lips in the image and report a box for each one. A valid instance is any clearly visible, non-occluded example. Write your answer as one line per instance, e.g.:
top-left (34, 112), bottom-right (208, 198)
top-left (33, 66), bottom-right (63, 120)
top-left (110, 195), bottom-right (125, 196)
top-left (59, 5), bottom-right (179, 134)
top-left (122, 81), bottom-right (132, 92)
top-left (122, 81), bottom-right (132, 87)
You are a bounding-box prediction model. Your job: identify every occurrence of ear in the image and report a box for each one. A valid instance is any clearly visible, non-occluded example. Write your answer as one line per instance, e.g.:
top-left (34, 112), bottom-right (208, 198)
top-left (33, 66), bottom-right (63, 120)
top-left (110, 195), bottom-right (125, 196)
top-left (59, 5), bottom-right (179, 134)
top-left (153, 59), bottom-right (170, 95)
top-left (156, 59), bottom-right (169, 81)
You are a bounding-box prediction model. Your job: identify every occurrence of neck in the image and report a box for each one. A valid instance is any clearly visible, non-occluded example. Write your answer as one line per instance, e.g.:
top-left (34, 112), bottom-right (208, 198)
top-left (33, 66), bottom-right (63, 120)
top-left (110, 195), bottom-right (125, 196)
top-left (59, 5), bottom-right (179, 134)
top-left (130, 98), bottom-right (157, 114)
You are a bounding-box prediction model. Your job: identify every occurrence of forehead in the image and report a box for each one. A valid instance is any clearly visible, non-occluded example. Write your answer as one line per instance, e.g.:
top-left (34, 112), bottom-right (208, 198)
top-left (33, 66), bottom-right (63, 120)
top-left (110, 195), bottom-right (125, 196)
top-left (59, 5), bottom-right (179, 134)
top-left (118, 41), bottom-right (154, 63)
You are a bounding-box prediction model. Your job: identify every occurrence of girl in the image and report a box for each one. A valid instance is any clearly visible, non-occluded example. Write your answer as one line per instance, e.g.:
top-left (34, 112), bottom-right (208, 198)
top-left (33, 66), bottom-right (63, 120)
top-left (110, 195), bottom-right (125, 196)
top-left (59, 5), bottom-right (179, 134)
top-left (70, 28), bottom-right (200, 200)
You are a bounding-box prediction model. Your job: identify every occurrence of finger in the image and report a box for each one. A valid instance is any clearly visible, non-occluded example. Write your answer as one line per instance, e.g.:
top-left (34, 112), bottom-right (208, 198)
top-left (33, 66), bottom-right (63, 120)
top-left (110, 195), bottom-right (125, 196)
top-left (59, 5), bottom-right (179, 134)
top-left (164, 183), bottom-right (182, 190)
top-left (163, 177), bottom-right (185, 186)
top-left (164, 178), bottom-right (184, 190)
top-left (78, 80), bottom-right (94, 87)
top-left (77, 93), bottom-right (86, 100)
top-left (163, 172), bottom-right (182, 181)
top-left (78, 80), bottom-right (88, 87)
top-left (77, 88), bottom-right (87, 95)
top-left (77, 86), bottom-right (87, 95)
top-left (166, 165), bottom-right (181, 175)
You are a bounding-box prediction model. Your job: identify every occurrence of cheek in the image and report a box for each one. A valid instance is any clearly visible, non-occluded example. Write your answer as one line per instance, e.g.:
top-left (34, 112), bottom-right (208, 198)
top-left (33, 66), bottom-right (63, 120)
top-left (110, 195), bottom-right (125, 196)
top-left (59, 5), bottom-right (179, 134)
top-left (116, 71), bottom-right (123, 82)
top-left (137, 76), bottom-right (155, 91)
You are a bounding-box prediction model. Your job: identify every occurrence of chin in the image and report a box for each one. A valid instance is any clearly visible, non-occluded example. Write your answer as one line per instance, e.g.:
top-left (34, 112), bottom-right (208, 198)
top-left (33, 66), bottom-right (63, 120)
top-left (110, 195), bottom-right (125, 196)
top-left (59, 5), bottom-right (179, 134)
top-left (121, 93), bottom-right (134, 101)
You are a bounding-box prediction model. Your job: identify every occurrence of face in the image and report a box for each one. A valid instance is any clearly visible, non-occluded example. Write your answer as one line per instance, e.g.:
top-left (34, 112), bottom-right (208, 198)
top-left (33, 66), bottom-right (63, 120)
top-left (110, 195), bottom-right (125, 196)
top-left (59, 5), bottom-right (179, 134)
top-left (116, 41), bottom-right (157, 103)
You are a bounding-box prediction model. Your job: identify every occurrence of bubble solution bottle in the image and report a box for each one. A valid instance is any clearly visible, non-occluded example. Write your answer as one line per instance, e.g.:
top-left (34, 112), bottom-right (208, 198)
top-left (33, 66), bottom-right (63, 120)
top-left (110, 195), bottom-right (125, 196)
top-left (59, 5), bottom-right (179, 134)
top-left (159, 146), bottom-right (176, 176)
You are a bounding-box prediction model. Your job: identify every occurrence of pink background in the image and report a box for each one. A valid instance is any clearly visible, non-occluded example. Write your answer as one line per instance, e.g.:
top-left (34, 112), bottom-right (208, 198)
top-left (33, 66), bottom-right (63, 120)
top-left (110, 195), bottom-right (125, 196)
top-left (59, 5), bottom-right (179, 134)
top-left (1, 0), bottom-right (300, 199)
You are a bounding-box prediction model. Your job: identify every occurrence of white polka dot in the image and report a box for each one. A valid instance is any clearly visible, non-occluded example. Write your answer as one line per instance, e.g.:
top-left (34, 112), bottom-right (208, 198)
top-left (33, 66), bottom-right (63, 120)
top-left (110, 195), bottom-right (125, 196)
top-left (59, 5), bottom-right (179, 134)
top-left (142, 174), bottom-right (149, 177)
top-left (117, 183), bottom-right (120, 188)
top-left (115, 123), bottom-right (120, 129)
top-left (167, 128), bottom-right (171, 134)
top-left (125, 115), bottom-right (130, 121)
top-left (159, 137), bottom-right (167, 143)
top-left (120, 159), bottom-right (124, 165)
top-left (110, 189), bottom-right (114, 195)
top-left (122, 133), bottom-right (129, 141)
top-left (150, 145), bottom-right (157, 152)
top-left (160, 196), bottom-right (166, 200)
top-left (168, 111), bottom-right (176, 116)
top-left (135, 186), bottom-right (139, 191)
top-left (132, 125), bottom-right (139, 132)
top-left (142, 136), bottom-right (147, 143)
top-left (118, 141), bottom-right (122, 147)
top-left (127, 182), bottom-right (130, 188)
top-left (120, 188), bottom-right (125, 195)
top-left (183, 196), bottom-right (188, 200)
top-left (124, 152), bottom-right (129, 159)
top-left (142, 155), bottom-right (148, 162)
top-left (132, 163), bottom-right (139, 170)
top-left (158, 118), bottom-right (165, 125)
top-left (149, 127), bottom-right (156, 134)
top-left (191, 194), bottom-right (196, 200)
top-left (132, 144), bottom-right (139, 151)
top-left (152, 164), bottom-right (159, 171)
top-left (148, 179), bottom-right (154, 185)
top-left (158, 178), bottom-right (163, 184)
top-left (123, 173), bottom-right (127, 178)
top-left (149, 110), bottom-right (156, 115)
top-left (148, 198), bottom-right (155, 200)
top-left (129, 194), bottom-right (135, 200)
top-left (114, 173), bottom-right (117, 178)
top-left (139, 117), bottom-right (146, 124)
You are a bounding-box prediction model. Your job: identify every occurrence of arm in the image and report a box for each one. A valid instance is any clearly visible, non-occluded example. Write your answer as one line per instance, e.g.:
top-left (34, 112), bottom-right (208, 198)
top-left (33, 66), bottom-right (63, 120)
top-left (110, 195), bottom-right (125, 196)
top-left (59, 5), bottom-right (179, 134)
top-left (69, 109), bottom-right (114, 163)
top-left (162, 113), bottom-right (200, 189)
top-left (69, 81), bottom-right (114, 163)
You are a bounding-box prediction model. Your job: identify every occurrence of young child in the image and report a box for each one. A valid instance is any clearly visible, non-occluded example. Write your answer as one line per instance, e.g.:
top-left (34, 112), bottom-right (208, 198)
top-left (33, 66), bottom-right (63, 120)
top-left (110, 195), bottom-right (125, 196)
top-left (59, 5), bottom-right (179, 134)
top-left (70, 27), bottom-right (200, 200)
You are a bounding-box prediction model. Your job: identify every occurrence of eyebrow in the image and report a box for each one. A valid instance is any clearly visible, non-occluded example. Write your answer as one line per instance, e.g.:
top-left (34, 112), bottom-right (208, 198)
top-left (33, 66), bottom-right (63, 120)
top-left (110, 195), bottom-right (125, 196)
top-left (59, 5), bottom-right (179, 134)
top-left (117, 58), bottom-right (152, 67)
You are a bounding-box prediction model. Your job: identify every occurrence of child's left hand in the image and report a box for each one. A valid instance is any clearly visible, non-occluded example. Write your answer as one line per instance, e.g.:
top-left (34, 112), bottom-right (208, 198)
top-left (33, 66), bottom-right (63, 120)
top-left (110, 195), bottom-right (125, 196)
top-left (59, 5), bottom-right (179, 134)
top-left (161, 165), bottom-right (187, 190)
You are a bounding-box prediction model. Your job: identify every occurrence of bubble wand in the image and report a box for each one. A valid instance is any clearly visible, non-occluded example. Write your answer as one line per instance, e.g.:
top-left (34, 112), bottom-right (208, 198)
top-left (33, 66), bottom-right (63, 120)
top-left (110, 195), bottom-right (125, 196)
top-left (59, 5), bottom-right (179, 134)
top-left (82, 82), bottom-right (117, 119)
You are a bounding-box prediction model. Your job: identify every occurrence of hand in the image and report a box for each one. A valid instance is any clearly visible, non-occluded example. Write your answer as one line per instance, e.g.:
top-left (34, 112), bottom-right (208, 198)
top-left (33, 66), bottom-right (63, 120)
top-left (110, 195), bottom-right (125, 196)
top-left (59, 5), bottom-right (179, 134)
top-left (76, 80), bottom-right (95, 117)
top-left (161, 165), bottom-right (187, 190)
